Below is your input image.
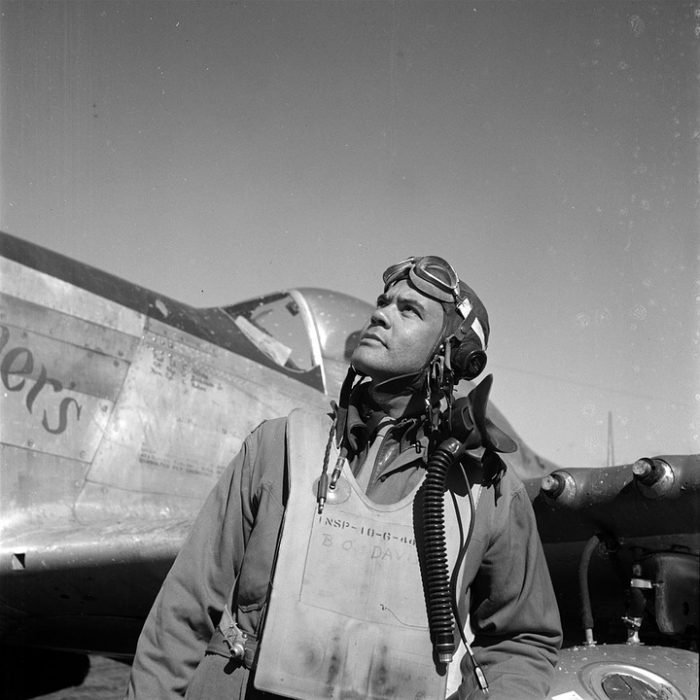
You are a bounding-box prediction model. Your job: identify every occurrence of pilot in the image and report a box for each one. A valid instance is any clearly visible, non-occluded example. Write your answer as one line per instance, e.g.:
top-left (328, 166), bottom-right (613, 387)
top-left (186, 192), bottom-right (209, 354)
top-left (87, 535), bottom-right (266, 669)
top-left (126, 256), bottom-right (562, 699)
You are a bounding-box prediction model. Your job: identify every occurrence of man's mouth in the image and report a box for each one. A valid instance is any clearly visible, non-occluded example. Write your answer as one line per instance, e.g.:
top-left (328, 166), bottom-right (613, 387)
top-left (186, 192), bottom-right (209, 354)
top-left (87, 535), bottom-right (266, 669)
top-left (360, 332), bottom-right (386, 346)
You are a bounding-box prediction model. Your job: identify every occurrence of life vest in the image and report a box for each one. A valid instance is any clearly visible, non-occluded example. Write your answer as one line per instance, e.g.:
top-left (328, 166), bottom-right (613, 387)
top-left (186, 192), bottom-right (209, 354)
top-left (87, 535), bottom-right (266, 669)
top-left (254, 408), bottom-right (481, 700)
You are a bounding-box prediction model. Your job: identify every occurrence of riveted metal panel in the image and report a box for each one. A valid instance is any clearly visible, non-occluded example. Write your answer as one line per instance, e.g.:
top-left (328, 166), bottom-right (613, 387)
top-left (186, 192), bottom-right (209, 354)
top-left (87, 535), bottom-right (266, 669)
top-left (78, 320), bottom-right (328, 518)
top-left (0, 310), bottom-right (130, 465)
top-left (1, 379), bottom-right (112, 463)
top-left (0, 292), bottom-right (141, 361)
top-left (0, 257), bottom-right (145, 337)
top-left (0, 444), bottom-right (89, 529)
top-left (0, 321), bottom-right (131, 400)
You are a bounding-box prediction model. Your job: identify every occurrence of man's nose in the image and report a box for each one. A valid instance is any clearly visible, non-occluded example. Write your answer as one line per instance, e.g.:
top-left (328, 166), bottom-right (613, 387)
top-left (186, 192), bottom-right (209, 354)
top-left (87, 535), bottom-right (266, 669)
top-left (370, 307), bottom-right (390, 327)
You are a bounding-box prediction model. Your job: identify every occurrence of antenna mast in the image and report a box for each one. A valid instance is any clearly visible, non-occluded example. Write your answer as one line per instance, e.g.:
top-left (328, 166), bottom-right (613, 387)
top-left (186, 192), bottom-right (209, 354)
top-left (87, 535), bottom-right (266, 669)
top-left (607, 411), bottom-right (615, 467)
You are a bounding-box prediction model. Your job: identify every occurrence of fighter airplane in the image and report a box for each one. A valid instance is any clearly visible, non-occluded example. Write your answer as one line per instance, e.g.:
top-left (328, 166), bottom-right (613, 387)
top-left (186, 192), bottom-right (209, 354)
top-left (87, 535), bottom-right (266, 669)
top-left (0, 231), bottom-right (697, 699)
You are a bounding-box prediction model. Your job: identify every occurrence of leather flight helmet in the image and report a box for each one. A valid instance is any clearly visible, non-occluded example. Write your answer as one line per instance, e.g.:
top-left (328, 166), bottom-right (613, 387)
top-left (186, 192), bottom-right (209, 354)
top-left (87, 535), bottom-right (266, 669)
top-left (382, 256), bottom-right (489, 382)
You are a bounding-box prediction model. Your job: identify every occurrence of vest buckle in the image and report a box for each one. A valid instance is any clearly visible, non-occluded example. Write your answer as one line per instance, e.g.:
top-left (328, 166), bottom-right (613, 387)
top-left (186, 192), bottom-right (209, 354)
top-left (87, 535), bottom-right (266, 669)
top-left (218, 604), bottom-right (248, 660)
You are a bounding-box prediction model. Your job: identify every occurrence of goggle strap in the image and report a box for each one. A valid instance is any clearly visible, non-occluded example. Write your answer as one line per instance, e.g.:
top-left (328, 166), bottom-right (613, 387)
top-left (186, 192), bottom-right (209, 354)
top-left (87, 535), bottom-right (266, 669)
top-left (453, 307), bottom-right (486, 350)
top-left (382, 258), bottom-right (416, 288)
top-left (455, 301), bottom-right (486, 351)
top-left (456, 297), bottom-right (472, 320)
top-left (471, 317), bottom-right (486, 350)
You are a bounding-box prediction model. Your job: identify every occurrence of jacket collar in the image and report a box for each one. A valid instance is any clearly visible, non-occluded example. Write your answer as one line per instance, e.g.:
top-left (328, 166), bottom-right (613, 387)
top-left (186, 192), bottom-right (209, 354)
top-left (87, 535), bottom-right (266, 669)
top-left (343, 381), bottom-right (428, 458)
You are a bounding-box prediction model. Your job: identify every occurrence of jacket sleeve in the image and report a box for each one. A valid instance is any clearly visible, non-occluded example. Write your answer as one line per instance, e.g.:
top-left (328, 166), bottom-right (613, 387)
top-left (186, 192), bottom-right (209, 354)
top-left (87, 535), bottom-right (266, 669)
top-left (458, 473), bottom-right (562, 700)
top-left (125, 425), bottom-right (265, 699)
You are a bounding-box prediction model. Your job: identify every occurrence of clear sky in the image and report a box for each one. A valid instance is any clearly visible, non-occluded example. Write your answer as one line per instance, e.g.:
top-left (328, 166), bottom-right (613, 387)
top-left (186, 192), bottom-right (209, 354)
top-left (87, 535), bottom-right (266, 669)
top-left (1, 0), bottom-right (698, 468)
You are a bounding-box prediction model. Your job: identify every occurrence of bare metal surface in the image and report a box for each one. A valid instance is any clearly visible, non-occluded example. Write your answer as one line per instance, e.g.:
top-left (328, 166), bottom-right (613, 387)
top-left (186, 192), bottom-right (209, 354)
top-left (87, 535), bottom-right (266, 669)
top-left (0, 233), bottom-right (375, 657)
top-left (550, 645), bottom-right (698, 700)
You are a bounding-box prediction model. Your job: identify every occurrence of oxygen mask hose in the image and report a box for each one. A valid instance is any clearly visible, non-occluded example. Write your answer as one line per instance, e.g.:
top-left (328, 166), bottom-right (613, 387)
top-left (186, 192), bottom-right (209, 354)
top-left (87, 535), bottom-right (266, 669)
top-left (422, 435), bottom-right (464, 664)
top-left (421, 375), bottom-right (516, 687)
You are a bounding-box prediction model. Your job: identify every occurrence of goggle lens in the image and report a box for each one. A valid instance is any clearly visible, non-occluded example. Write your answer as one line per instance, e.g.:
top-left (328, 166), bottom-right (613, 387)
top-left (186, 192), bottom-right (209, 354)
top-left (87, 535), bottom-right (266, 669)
top-left (383, 256), bottom-right (460, 298)
top-left (414, 256), bottom-right (459, 295)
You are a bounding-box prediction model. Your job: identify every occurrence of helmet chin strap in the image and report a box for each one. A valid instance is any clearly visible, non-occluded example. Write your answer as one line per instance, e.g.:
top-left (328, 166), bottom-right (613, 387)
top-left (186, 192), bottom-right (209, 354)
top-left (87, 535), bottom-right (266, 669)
top-left (370, 368), bottom-right (427, 397)
top-left (426, 343), bottom-right (459, 436)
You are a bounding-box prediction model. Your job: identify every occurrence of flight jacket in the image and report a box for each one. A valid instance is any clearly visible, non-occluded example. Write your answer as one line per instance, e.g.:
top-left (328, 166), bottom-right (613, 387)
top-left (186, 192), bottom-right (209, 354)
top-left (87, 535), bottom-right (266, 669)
top-left (126, 410), bottom-right (562, 700)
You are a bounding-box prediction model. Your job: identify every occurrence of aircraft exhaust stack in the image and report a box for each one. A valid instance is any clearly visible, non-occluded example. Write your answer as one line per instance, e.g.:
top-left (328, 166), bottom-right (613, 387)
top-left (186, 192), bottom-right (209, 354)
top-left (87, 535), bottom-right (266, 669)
top-left (540, 471), bottom-right (577, 505)
top-left (632, 457), bottom-right (678, 499)
top-left (538, 465), bottom-right (632, 509)
top-left (539, 455), bottom-right (700, 512)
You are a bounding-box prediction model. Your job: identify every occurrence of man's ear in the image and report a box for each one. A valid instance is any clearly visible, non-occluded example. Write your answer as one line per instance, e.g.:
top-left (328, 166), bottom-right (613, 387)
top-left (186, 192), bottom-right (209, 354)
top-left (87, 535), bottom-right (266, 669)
top-left (451, 342), bottom-right (487, 381)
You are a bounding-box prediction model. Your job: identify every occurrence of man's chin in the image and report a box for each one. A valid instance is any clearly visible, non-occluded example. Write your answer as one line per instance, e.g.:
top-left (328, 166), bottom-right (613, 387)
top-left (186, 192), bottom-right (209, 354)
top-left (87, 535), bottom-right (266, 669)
top-left (349, 348), bottom-right (383, 379)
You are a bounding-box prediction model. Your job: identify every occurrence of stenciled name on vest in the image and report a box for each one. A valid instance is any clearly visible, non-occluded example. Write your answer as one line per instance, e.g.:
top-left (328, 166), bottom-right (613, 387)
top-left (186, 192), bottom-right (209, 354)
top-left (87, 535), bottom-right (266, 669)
top-left (318, 514), bottom-right (417, 557)
top-left (302, 504), bottom-right (426, 629)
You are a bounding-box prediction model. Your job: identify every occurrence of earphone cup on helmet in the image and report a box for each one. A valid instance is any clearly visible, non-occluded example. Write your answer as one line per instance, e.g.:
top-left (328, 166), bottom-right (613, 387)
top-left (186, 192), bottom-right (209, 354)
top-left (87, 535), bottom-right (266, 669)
top-left (451, 344), bottom-right (487, 381)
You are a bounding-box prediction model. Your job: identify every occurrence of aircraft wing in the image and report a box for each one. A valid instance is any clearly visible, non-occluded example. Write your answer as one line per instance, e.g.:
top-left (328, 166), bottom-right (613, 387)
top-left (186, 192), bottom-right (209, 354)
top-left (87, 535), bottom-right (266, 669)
top-left (1, 517), bottom-right (189, 656)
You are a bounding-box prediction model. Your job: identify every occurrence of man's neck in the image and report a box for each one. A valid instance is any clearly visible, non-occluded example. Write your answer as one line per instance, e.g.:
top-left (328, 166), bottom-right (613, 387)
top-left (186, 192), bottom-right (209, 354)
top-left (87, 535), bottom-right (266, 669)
top-left (366, 377), bottom-right (424, 420)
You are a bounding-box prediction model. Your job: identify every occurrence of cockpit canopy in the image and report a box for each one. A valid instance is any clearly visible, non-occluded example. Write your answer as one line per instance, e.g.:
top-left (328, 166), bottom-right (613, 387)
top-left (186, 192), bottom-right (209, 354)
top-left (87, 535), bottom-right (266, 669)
top-left (0, 231), bottom-right (372, 399)
top-left (221, 287), bottom-right (372, 397)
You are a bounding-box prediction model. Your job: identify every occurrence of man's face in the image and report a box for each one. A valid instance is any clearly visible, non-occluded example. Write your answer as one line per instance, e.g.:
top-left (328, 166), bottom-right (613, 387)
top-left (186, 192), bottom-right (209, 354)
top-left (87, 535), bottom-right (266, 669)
top-left (351, 279), bottom-right (445, 382)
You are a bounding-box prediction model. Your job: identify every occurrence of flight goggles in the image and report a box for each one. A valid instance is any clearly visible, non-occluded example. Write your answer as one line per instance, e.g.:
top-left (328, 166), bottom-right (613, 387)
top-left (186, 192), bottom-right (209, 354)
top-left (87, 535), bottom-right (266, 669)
top-left (382, 256), bottom-right (472, 320)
